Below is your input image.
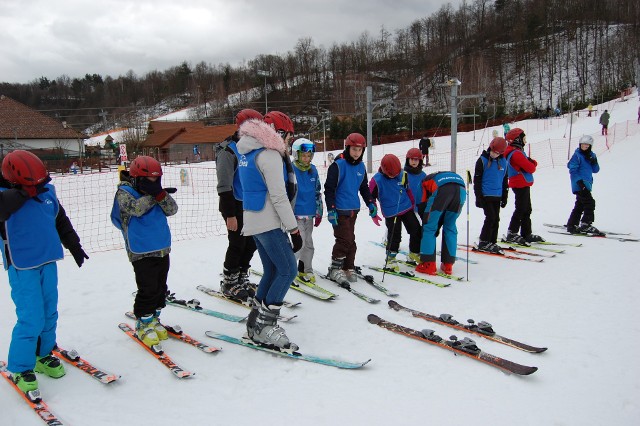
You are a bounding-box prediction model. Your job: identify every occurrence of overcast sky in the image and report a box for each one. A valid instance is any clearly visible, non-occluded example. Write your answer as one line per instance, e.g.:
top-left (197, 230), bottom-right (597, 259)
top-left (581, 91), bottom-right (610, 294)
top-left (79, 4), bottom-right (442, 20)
top-left (0, 0), bottom-right (460, 84)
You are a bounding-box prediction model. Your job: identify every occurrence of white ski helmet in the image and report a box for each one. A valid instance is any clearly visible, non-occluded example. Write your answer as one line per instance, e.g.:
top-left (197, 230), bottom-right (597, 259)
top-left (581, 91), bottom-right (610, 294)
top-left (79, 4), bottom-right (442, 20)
top-left (579, 135), bottom-right (594, 146)
top-left (291, 138), bottom-right (316, 161)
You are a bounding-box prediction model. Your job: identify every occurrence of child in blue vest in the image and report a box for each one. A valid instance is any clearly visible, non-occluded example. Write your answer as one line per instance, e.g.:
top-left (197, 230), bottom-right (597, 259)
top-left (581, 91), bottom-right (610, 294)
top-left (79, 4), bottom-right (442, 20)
top-left (1, 150), bottom-right (88, 395)
top-left (566, 135), bottom-right (601, 234)
top-left (324, 133), bottom-right (377, 285)
top-left (473, 137), bottom-right (509, 254)
top-left (111, 156), bottom-right (178, 348)
top-left (369, 154), bottom-right (422, 271)
top-left (291, 138), bottom-right (323, 284)
top-left (404, 148), bottom-right (427, 219)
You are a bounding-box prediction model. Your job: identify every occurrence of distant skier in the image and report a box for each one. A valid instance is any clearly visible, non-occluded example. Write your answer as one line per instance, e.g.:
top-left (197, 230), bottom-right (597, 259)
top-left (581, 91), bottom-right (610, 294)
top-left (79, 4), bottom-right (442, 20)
top-left (418, 135), bottom-right (432, 166)
top-left (566, 135), bottom-right (600, 234)
top-left (599, 110), bottom-right (610, 135)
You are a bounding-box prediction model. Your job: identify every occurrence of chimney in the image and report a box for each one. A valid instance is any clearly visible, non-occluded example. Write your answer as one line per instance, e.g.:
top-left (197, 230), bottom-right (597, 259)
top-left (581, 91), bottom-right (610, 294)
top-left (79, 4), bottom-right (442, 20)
top-left (62, 121), bottom-right (67, 128)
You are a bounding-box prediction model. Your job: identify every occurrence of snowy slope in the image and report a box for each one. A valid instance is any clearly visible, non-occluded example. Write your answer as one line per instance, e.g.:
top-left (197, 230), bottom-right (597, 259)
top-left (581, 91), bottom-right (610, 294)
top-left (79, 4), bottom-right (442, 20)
top-left (1, 94), bottom-right (639, 426)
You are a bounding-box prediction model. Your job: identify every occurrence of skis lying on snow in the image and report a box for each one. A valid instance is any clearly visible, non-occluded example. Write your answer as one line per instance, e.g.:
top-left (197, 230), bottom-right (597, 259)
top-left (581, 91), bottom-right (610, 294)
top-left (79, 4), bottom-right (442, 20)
top-left (388, 300), bottom-right (547, 353)
top-left (498, 239), bottom-right (565, 254)
top-left (165, 292), bottom-right (247, 322)
top-left (459, 243), bottom-right (556, 258)
top-left (363, 265), bottom-right (450, 288)
top-left (314, 270), bottom-right (380, 303)
top-left (543, 223), bottom-right (632, 236)
top-left (195, 286), bottom-right (298, 322)
top-left (1, 360), bottom-right (65, 425)
top-left (351, 266), bottom-right (399, 297)
top-left (367, 315), bottom-right (538, 375)
top-left (249, 268), bottom-right (336, 301)
top-left (369, 240), bottom-right (479, 264)
top-left (118, 323), bottom-right (195, 378)
top-left (125, 312), bottom-right (220, 353)
top-left (204, 331), bottom-right (370, 369)
top-left (52, 347), bottom-right (120, 384)
top-left (547, 230), bottom-right (639, 242)
top-left (459, 245), bottom-right (544, 262)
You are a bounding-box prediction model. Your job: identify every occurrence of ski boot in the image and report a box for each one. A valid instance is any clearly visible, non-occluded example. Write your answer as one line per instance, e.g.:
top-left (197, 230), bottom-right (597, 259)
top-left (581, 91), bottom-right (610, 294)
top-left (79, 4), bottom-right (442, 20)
top-left (383, 252), bottom-right (400, 273)
top-left (34, 353), bottom-right (66, 378)
top-left (524, 233), bottom-right (545, 243)
top-left (238, 269), bottom-right (258, 296)
top-left (416, 261), bottom-right (437, 275)
top-left (407, 252), bottom-right (421, 264)
top-left (328, 257), bottom-right (349, 287)
top-left (135, 314), bottom-right (161, 348)
top-left (248, 301), bottom-right (298, 352)
top-left (296, 271), bottom-right (316, 284)
top-left (477, 241), bottom-right (503, 254)
top-left (440, 263), bottom-right (453, 275)
top-left (12, 369), bottom-right (38, 393)
top-left (577, 223), bottom-right (601, 234)
top-left (152, 309), bottom-right (169, 341)
top-left (345, 269), bottom-right (358, 283)
top-left (221, 268), bottom-right (252, 304)
top-left (505, 231), bottom-right (528, 245)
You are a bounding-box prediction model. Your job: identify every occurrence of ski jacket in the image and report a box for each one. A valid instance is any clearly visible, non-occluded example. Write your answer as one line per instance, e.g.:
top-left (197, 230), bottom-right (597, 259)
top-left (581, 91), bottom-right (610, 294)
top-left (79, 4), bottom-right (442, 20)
top-left (324, 156), bottom-right (373, 214)
top-left (419, 171), bottom-right (465, 204)
top-left (293, 163), bottom-right (322, 217)
top-left (418, 137), bottom-right (431, 154)
top-left (505, 145), bottom-right (536, 188)
top-left (236, 119), bottom-right (298, 236)
top-left (568, 147), bottom-right (600, 193)
top-left (369, 171), bottom-right (413, 218)
top-left (599, 112), bottom-right (610, 126)
top-left (474, 150), bottom-right (508, 198)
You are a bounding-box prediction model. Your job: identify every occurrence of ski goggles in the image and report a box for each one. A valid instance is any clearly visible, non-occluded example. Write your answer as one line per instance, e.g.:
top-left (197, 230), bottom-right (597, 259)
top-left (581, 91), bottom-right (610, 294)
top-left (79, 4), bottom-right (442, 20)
top-left (297, 143), bottom-right (316, 153)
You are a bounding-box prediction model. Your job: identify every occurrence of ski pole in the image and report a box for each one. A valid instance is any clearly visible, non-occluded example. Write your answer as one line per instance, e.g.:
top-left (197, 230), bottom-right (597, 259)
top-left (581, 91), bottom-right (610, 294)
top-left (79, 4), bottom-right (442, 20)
top-left (382, 171), bottom-right (407, 283)
top-left (466, 170), bottom-right (472, 281)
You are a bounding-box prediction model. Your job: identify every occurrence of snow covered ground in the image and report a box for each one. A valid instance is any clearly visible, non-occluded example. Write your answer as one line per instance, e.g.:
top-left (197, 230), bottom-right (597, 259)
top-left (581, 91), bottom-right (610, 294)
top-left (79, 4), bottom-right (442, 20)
top-left (2, 94), bottom-right (639, 426)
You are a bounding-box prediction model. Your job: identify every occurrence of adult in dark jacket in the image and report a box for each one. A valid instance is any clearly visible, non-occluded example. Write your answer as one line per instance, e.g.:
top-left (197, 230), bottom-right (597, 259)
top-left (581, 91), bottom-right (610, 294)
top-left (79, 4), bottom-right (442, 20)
top-left (566, 135), bottom-right (601, 234)
top-left (215, 109), bottom-right (262, 303)
top-left (418, 135), bottom-right (431, 166)
top-left (599, 110), bottom-right (610, 135)
top-left (1, 151), bottom-right (88, 394)
top-left (473, 137), bottom-right (509, 253)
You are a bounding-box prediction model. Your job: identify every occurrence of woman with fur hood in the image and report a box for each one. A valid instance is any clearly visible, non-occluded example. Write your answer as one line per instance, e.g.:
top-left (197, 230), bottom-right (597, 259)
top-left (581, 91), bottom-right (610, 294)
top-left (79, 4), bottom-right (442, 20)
top-left (236, 111), bottom-right (302, 352)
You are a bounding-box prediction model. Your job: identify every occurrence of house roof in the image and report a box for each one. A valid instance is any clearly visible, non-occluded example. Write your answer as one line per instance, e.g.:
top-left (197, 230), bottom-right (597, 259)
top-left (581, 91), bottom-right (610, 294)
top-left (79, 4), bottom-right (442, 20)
top-left (143, 123), bottom-right (237, 148)
top-left (0, 95), bottom-right (85, 140)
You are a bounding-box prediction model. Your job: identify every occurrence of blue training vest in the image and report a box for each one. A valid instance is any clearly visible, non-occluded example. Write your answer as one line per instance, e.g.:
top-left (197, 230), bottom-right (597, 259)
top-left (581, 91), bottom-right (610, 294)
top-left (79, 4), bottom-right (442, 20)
top-left (227, 141), bottom-right (244, 201)
top-left (0, 184), bottom-right (63, 270)
top-left (405, 169), bottom-right (426, 211)
top-left (480, 156), bottom-right (507, 197)
top-left (293, 164), bottom-right (319, 216)
top-left (238, 148), bottom-right (289, 212)
top-left (335, 159), bottom-right (366, 210)
top-left (506, 150), bottom-right (534, 183)
top-left (110, 185), bottom-right (171, 254)
top-left (373, 172), bottom-right (412, 217)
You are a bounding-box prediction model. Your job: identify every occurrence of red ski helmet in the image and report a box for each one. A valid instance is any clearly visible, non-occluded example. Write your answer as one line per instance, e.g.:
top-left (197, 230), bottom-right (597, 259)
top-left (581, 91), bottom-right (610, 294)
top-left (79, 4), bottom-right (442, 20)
top-left (1, 150), bottom-right (48, 186)
top-left (264, 111), bottom-right (294, 134)
top-left (235, 109), bottom-right (263, 127)
top-left (380, 154), bottom-right (402, 178)
top-left (129, 156), bottom-right (163, 177)
top-left (345, 133), bottom-right (366, 147)
top-left (489, 137), bottom-right (507, 154)
top-left (406, 148), bottom-right (423, 159)
top-left (506, 128), bottom-right (526, 147)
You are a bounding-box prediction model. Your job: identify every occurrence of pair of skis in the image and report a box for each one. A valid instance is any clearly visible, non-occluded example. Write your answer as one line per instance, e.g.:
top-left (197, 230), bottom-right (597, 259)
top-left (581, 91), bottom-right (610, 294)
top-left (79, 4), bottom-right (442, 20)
top-left (369, 301), bottom-right (546, 375)
top-left (543, 223), bottom-right (639, 242)
top-left (1, 347), bottom-right (120, 425)
top-left (249, 268), bottom-right (337, 301)
top-left (196, 285), bottom-right (298, 322)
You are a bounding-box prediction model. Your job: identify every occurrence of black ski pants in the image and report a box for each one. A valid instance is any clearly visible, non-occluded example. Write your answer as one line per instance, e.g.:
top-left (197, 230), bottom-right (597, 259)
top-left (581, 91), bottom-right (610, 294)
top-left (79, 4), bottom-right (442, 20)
top-left (508, 186), bottom-right (532, 237)
top-left (479, 197), bottom-right (502, 243)
top-left (567, 190), bottom-right (595, 226)
top-left (133, 255), bottom-right (170, 318)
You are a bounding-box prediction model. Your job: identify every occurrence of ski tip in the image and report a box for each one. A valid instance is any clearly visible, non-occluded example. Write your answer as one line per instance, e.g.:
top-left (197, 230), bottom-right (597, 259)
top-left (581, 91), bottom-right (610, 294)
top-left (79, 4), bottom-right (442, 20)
top-left (367, 314), bottom-right (381, 324)
top-left (388, 300), bottom-right (400, 309)
top-left (535, 347), bottom-right (548, 353)
top-left (520, 366), bottom-right (538, 375)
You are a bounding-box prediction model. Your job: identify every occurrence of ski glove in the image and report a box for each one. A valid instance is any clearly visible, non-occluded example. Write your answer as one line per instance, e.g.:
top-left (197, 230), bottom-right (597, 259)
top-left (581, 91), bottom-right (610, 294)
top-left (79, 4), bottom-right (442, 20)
top-left (69, 245), bottom-right (89, 267)
top-left (137, 178), bottom-right (165, 198)
top-left (368, 203), bottom-right (378, 218)
top-left (290, 231), bottom-right (303, 253)
top-left (327, 209), bottom-right (338, 227)
top-left (589, 157), bottom-right (598, 165)
top-left (577, 180), bottom-right (587, 191)
top-left (372, 215), bottom-right (382, 226)
top-left (500, 197), bottom-right (508, 208)
top-left (314, 214), bottom-right (322, 227)
top-left (475, 196), bottom-right (484, 209)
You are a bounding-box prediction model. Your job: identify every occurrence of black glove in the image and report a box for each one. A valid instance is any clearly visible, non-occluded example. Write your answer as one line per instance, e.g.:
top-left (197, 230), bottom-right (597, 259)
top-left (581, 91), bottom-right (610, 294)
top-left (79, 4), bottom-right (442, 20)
top-left (589, 157), bottom-right (597, 165)
top-left (501, 197), bottom-right (508, 208)
top-left (475, 196), bottom-right (484, 209)
top-left (291, 232), bottom-right (303, 253)
top-left (69, 245), bottom-right (89, 267)
top-left (137, 177), bottom-right (163, 197)
top-left (577, 180), bottom-right (587, 191)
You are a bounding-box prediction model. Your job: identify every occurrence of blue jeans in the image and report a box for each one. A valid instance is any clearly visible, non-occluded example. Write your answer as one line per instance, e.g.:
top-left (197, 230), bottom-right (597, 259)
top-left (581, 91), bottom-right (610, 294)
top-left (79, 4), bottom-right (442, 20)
top-left (7, 262), bottom-right (59, 373)
top-left (253, 229), bottom-right (297, 305)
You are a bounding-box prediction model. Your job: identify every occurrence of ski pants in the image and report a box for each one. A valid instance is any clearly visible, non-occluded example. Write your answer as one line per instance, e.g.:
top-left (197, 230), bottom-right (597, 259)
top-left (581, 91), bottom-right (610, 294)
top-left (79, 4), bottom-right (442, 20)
top-left (508, 186), bottom-right (532, 237)
top-left (386, 210), bottom-right (422, 255)
top-left (295, 216), bottom-right (315, 273)
top-left (420, 184), bottom-right (466, 264)
top-left (7, 262), bottom-right (59, 373)
top-left (223, 208), bottom-right (256, 274)
top-left (253, 229), bottom-right (297, 306)
top-left (567, 190), bottom-right (595, 226)
top-left (133, 255), bottom-right (170, 318)
top-left (331, 212), bottom-right (359, 270)
top-left (479, 197), bottom-right (502, 244)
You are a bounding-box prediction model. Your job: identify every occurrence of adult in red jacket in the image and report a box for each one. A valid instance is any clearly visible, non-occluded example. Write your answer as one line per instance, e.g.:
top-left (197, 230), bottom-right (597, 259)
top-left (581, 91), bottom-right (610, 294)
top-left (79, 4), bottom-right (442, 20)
top-left (504, 128), bottom-right (544, 244)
